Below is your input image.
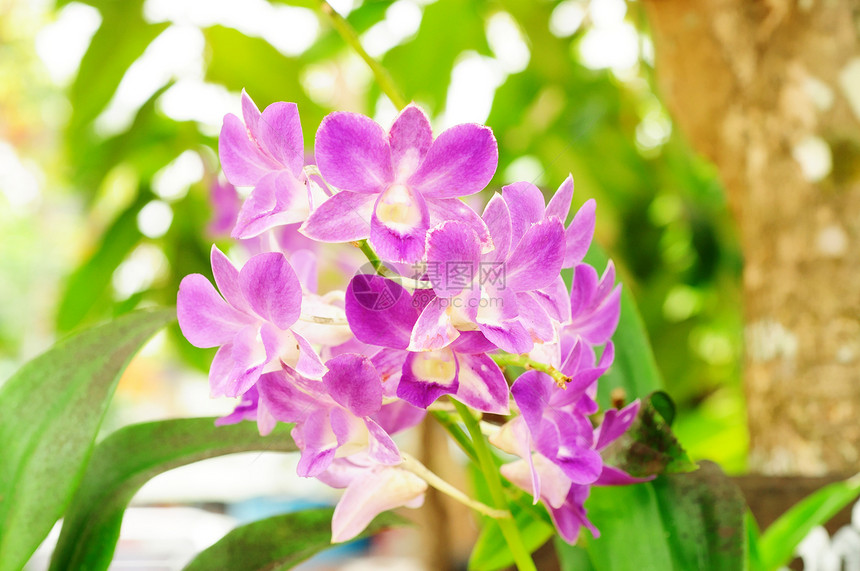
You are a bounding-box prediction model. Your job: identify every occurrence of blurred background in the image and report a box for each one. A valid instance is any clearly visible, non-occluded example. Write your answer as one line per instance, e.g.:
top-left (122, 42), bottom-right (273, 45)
top-left (1, 0), bottom-right (745, 567)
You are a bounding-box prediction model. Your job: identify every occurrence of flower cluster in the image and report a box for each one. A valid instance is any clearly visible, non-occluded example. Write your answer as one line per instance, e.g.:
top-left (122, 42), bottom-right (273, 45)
top-left (178, 92), bottom-right (639, 544)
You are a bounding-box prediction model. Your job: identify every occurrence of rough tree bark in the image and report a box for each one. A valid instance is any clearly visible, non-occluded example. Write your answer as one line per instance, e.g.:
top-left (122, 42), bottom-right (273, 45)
top-left (643, 0), bottom-right (860, 474)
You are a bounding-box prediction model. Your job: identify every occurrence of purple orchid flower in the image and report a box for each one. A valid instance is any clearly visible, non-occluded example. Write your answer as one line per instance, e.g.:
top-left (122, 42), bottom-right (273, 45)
top-left (493, 390), bottom-right (644, 544)
top-left (301, 104), bottom-right (497, 262)
top-left (219, 90), bottom-right (318, 239)
top-left (177, 246), bottom-right (325, 398)
top-left (409, 192), bottom-right (566, 354)
top-left (344, 273), bottom-right (510, 412)
top-left (257, 354), bottom-right (400, 478)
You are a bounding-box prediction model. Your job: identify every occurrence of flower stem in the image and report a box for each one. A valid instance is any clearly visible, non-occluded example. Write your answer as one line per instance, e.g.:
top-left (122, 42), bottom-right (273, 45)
top-left (452, 400), bottom-right (537, 571)
top-left (399, 453), bottom-right (508, 518)
top-left (317, 1), bottom-right (409, 110)
top-left (490, 353), bottom-right (571, 388)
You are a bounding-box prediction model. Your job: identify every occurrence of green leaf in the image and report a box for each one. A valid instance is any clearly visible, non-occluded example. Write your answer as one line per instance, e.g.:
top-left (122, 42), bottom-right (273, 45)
top-left (49, 418), bottom-right (299, 571)
top-left (469, 497), bottom-right (554, 571)
top-left (0, 308), bottom-right (175, 571)
top-left (184, 508), bottom-right (407, 571)
top-left (555, 540), bottom-right (596, 571)
top-left (561, 462), bottom-right (746, 571)
top-left (757, 473), bottom-right (860, 571)
top-left (601, 392), bottom-right (697, 478)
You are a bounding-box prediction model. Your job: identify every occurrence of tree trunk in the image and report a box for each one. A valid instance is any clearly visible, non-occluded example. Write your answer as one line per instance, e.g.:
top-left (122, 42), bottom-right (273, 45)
top-left (644, 0), bottom-right (860, 474)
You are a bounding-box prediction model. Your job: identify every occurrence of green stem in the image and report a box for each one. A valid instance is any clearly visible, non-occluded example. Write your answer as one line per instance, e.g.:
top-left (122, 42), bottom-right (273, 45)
top-left (452, 400), bottom-right (537, 571)
top-left (355, 239), bottom-right (385, 274)
top-left (490, 353), bottom-right (571, 388)
top-left (430, 410), bottom-right (478, 463)
top-left (318, 1), bottom-right (409, 110)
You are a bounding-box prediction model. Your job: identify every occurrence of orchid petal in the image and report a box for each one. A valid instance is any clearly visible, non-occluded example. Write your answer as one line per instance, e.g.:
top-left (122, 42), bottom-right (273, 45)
top-left (481, 193), bottom-right (512, 262)
top-left (408, 297), bottom-right (460, 351)
top-left (218, 113), bottom-right (279, 186)
top-left (425, 221), bottom-right (481, 297)
top-left (449, 330), bottom-right (497, 354)
top-left (300, 190), bottom-right (374, 242)
top-left (315, 112), bottom-right (392, 193)
top-left (295, 409), bottom-right (339, 477)
top-left (389, 105), bottom-right (433, 178)
top-left (345, 274), bottom-right (418, 349)
top-left (511, 370), bottom-right (554, 435)
top-left (331, 467), bottom-right (426, 543)
top-left (232, 171), bottom-right (310, 239)
top-left (409, 123), bottom-right (497, 199)
top-left (292, 330), bottom-right (327, 379)
top-left (365, 418), bottom-right (401, 465)
top-left (505, 217), bottom-right (565, 292)
top-left (546, 175), bottom-right (574, 222)
top-left (502, 181), bottom-right (546, 245)
top-left (370, 347), bottom-right (407, 397)
top-left (210, 245), bottom-right (252, 315)
top-left (595, 399), bottom-right (640, 450)
top-left (479, 320), bottom-right (533, 354)
top-left (516, 292), bottom-right (555, 343)
top-left (323, 353), bottom-right (383, 417)
top-left (177, 274), bottom-right (250, 348)
top-left (259, 101), bottom-right (304, 177)
top-left (373, 400), bottom-right (426, 435)
top-left (226, 324), bottom-right (272, 397)
top-left (208, 343), bottom-right (236, 398)
top-left (426, 197), bottom-right (492, 251)
top-left (238, 252), bottom-right (302, 329)
top-left (563, 199), bottom-right (596, 268)
top-left (453, 352), bottom-right (509, 414)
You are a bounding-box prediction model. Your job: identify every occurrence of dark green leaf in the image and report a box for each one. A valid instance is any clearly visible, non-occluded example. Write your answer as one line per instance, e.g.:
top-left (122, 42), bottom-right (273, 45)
top-left (0, 309), bottom-right (175, 571)
top-left (563, 462), bottom-right (746, 571)
top-left (758, 473), bottom-right (860, 571)
top-left (184, 508), bottom-right (407, 571)
top-left (555, 540), bottom-right (596, 571)
top-left (649, 390), bottom-right (676, 426)
top-left (601, 392), bottom-right (697, 478)
top-left (49, 417), bottom-right (299, 570)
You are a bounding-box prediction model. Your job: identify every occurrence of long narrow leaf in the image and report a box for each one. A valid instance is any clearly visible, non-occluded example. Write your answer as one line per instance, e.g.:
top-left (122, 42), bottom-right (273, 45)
top-left (757, 473), bottom-right (860, 570)
top-left (0, 308), bottom-right (174, 571)
top-left (183, 508), bottom-right (407, 571)
top-left (49, 417), bottom-right (299, 571)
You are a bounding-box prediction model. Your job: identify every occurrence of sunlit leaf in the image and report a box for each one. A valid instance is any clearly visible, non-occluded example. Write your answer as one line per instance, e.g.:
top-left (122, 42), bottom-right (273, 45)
top-left (49, 418), bottom-right (298, 571)
top-left (0, 309), bottom-right (174, 571)
top-left (184, 508), bottom-right (407, 570)
top-left (757, 473), bottom-right (860, 571)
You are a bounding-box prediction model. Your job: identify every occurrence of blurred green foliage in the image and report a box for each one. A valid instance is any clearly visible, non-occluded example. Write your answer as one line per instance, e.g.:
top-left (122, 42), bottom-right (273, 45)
top-left (2, 0), bottom-right (745, 469)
